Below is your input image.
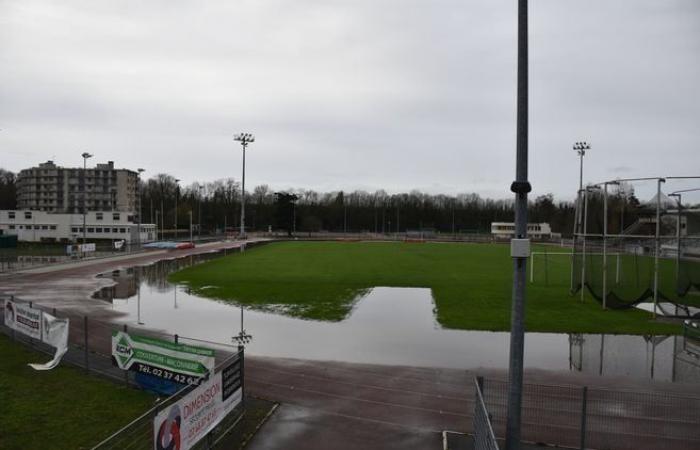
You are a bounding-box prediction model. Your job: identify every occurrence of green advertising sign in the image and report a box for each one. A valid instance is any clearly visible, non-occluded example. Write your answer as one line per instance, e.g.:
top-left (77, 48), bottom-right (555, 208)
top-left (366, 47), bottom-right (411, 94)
top-left (111, 331), bottom-right (215, 383)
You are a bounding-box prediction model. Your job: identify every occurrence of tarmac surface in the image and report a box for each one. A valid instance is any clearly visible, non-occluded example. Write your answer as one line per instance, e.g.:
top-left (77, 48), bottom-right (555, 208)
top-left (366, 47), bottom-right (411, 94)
top-left (2, 240), bottom-right (700, 450)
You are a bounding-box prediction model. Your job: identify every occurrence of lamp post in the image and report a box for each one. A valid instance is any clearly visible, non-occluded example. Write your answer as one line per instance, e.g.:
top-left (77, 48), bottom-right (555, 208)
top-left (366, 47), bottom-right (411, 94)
top-left (234, 133), bottom-right (255, 239)
top-left (573, 142), bottom-right (590, 193)
top-left (174, 178), bottom-right (180, 241)
top-left (137, 168), bottom-right (145, 246)
top-left (81, 152), bottom-right (93, 245)
top-left (505, 1), bottom-right (530, 448)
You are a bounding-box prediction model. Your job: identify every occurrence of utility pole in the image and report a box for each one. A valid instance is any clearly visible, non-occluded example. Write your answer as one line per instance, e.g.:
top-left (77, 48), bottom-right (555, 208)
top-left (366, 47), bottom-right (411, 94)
top-left (81, 152), bottom-right (93, 245)
top-left (234, 133), bottom-right (255, 239)
top-left (174, 179), bottom-right (180, 241)
top-left (505, 1), bottom-right (530, 449)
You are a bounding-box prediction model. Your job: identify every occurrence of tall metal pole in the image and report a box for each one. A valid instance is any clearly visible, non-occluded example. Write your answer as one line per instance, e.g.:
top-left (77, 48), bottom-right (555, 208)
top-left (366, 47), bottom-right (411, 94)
top-left (198, 185), bottom-right (203, 241)
top-left (189, 210), bottom-right (193, 243)
top-left (603, 183), bottom-right (608, 309)
top-left (137, 168), bottom-right (144, 246)
top-left (174, 179), bottom-right (180, 241)
top-left (653, 178), bottom-right (665, 318)
top-left (581, 188), bottom-right (592, 302)
top-left (505, 1), bottom-right (530, 448)
top-left (81, 152), bottom-right (93, 246)
top-left (234, 133), bottom-right (255, 239)
top-left (241, 143), bottom-right (247, 237)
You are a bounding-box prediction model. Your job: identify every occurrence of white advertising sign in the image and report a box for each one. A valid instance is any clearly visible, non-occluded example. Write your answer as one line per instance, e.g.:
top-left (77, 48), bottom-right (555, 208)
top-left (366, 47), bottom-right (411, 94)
top-left (153, 358), bottom-right (242, 450)
top-left (3, 300), bottom-right (70, 370)
top-left (29, 313), bottom-right (70, 370)
top-left (4, 299), bottom-right (42, 339)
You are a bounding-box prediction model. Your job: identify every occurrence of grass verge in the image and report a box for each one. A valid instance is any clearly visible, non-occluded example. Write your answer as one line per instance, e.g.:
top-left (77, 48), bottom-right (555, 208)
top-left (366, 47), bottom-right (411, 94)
top-left (0, 334), bottom-right (155, 450)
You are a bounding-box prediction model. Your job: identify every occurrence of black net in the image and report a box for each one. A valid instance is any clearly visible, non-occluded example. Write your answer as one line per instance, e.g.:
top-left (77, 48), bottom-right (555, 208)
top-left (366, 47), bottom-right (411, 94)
top-left (572, 182), bottom-right (700, 313)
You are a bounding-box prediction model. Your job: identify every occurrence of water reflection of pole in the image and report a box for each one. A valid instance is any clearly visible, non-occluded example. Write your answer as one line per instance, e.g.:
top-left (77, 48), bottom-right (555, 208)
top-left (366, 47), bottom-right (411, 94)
top-left (137, 271), bottom-right (143, 325)
top-left (599, 334), bottom-right (605, 376)
top-left (174, 285), bottom-right (178, 309)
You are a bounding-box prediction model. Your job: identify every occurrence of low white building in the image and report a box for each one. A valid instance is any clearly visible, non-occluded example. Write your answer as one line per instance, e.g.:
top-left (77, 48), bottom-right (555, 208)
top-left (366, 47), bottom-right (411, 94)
top-left (491, 222), bottom-right (553, 239)
top-left (0, 210), bottom-right (156, 243)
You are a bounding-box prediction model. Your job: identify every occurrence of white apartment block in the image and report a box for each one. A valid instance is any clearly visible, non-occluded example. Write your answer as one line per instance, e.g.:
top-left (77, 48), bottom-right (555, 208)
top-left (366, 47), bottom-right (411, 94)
top-left (0, 210), bottom-right (155, 244)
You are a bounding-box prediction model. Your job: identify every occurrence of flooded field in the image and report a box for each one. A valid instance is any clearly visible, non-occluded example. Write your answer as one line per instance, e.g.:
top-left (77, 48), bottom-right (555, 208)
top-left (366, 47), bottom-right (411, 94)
top-left (94, 252), bottom-right (700, 383)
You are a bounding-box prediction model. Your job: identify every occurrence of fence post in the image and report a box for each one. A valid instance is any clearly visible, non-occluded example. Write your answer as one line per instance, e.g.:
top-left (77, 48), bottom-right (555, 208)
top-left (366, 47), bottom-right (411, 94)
top-left (580, 386), bottom-right (588, 450)
top-left (84, 316), bottom-right (89, 373)
top-left (10, 295), bottom-right (15, 341)
top-left (239, 345), bottom-right (245, 409)
top-left (174, 334), bottom-right (179, 344)
top-left (123, 324), bottom-right (129, 387)
top-left (52, 307), bottom-right (56, 316)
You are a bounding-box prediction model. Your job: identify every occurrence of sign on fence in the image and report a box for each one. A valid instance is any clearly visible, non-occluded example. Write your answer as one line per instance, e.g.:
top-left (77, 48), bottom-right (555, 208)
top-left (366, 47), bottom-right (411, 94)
top-left (66, 243), bottom-right (96, 255)
top-left (3, 299), bottom-right (70, 370)
top-left (153, 357), bottom-right (243, 450)
top-left (112, 331), bottom-right (216, 385)
top-left (4, 299), bottom-right (42, 339)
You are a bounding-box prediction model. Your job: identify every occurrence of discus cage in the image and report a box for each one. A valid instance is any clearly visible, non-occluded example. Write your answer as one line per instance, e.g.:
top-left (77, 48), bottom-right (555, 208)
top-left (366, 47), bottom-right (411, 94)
top-left (569, 176), bottom-right (700, 317)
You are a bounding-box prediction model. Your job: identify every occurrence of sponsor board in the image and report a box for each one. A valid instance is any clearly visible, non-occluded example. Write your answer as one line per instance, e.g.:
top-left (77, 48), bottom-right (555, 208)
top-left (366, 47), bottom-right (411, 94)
top-left (66, 243), bottom-right (96, 255)
top-left (4, 299), bottom-right (42, 340)
top-left (3, 299), bottom-right (70, 370)
top-left (153, 357), bottom-right (243, 450)
top-left (112, 331), bottom-right (215, 384)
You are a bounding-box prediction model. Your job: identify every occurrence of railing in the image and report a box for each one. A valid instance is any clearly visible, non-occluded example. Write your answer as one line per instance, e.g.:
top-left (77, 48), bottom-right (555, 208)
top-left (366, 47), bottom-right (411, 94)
top-left (474, 377), bottom-right (500, 450)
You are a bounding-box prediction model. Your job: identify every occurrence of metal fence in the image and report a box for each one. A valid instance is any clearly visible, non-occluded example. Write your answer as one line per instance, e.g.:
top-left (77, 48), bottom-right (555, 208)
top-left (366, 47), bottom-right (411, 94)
top-left (479, 377), bottom-right (700, 450)
top-left (0, 243), bottom-right (149, 273)
top-left (474, 377), bottom-right (500, 450)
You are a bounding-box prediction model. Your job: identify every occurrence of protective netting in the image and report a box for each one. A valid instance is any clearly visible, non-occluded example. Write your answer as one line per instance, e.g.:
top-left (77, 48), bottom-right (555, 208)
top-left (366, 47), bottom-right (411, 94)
top-left (571, 181), bottom-right (700, 313)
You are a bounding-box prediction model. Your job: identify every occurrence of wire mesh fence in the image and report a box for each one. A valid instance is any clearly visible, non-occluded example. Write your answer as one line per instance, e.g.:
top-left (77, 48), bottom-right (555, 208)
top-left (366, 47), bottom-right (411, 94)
top-left (479, 377), bottom-right (700, 450)
top-left (473, 377), bottom-right (500, 450)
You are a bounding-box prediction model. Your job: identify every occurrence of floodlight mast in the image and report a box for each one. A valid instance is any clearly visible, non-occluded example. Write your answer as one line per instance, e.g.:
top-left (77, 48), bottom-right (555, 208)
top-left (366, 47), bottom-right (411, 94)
top-left (234, 133), bottom-right (255, 239)
top-left (573, 141), bottom-right (590, 193)
top-left (81, 152), bottom-right (93, 246)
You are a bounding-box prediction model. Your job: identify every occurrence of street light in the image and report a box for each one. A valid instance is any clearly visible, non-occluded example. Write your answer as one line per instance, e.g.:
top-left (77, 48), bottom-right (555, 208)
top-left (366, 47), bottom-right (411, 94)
top-left (174, 178), bottom-right (180, 242)
top-left (81, 152), bottom-right (93, 245)
top-left (234, 132), bottom-right (255, 239)
top-left (137, 168), bottom-right (145, 247)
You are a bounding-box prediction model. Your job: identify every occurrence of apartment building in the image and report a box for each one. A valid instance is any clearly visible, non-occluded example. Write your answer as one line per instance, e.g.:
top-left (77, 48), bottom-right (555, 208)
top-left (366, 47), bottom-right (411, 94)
top-left (16, 160), bottom-right (139, 214)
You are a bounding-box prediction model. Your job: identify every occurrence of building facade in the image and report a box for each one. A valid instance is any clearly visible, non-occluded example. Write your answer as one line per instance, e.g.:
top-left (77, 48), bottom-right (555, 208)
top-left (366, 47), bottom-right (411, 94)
top-left (0, 210), bottom-right (155, 243)
top-left (491, 222), bottom-right (553, 239)
top-left (16, 160), bottom-right (139, 214)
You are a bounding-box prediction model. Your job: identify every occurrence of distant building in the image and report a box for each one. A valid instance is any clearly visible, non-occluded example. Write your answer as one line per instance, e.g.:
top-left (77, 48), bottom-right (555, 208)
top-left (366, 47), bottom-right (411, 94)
top-left (491, 222), bottom-right (553, 239)
top-left (16, 160), bottom-right (139, 214)
top-left (0, 209), bottom-right (155, 243)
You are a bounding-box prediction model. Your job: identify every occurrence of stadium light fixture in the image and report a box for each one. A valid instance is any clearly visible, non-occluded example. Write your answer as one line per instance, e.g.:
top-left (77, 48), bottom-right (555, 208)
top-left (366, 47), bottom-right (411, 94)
top-left (573, 141), bottom-right (590, 193)
top-left (234, 133), bottom-right (255, 239)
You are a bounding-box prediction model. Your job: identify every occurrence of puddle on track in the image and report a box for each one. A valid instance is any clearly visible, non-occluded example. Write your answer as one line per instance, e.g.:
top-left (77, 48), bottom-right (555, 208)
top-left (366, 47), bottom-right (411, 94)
top-left (94, 256), bottom-right (700, 384)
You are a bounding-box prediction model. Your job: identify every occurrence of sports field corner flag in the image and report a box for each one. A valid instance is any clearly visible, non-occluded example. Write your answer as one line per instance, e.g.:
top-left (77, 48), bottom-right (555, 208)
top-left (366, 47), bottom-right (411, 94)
top-left (4, 299), bottom-right (70, 370)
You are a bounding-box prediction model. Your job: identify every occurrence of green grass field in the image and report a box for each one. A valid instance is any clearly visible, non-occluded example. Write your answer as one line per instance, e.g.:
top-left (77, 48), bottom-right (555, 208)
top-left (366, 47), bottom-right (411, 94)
top-left (169, 241), bottom-right (685, 335)
top-left (0, 335), bottom-right (154, 450)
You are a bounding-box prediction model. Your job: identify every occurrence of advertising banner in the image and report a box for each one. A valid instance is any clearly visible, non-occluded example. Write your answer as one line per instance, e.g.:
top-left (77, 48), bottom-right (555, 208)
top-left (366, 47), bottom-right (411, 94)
top-left (66, 243), bottom-right (97, 255)
top-left (153, 357), bottom-right (242, 450)
top-left (29, 313), bottom-right (70, 370)
top-left (4, 300), bottom-right (70, 370)
top-left (112, 331), bottom-right (215, 385)
top-left (4, 299), bottom-right (42, 339)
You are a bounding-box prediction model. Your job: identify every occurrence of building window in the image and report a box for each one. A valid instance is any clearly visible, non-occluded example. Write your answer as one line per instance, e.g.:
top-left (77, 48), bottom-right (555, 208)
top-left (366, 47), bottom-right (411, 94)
top-left (9, 225), bottom-right (15, 230)
top-left (25, 212), bottom-right (32, 219)
top-left (50, 225), bottom-right (56, 230)
top-left (113, 213), bottom-right (120, 221)
top-left (72, 227), bottom-right (79, 233)
top-left (88, 227), bottom-right (94, 233)
top-left (8, 211), bottom-right (15, 219)
top-left (112, 227), bottom-right (119, 233)
top-left (120, 228), bottom-right (126, 233)
top-left (34, 225), bottom-right (41, 230)
top-left (41, 225), bottom-right (48, 230)
top-left (96, 212), bottom-right (103, 220)
top-left (95, 227), bottom-right (102, 233)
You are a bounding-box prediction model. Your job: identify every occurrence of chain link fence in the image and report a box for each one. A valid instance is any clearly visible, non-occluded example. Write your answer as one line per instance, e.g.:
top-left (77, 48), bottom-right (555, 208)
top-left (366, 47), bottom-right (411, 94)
top-left (473, 377), bottom-right (500, 450)
top-left (479, 377), bottom-right (700, 450)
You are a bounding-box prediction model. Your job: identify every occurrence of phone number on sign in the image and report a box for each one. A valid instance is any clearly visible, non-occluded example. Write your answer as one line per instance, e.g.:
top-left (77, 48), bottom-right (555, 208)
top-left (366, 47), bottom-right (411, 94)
top-left (133, 363), bottom-right (203, 385)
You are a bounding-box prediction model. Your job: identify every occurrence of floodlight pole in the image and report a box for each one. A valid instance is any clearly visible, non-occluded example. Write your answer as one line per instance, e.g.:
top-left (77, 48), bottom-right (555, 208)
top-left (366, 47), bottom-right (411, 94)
top-left (505, 1), bottom-right (530, 449)
top-left (572, 142), bottom-right (589, 294)
top-left (234, 133), bottom-right (255, 239)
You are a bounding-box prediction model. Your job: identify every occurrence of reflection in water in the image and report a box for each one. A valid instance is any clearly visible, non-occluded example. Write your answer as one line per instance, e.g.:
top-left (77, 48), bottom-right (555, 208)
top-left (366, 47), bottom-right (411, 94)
top-left (94, 255), bottom-right (700, 383)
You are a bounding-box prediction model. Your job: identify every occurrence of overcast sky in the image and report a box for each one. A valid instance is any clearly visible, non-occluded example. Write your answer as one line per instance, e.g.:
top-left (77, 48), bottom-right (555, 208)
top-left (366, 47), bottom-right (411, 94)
top-left (1, 0), bottom-right (699, 201)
